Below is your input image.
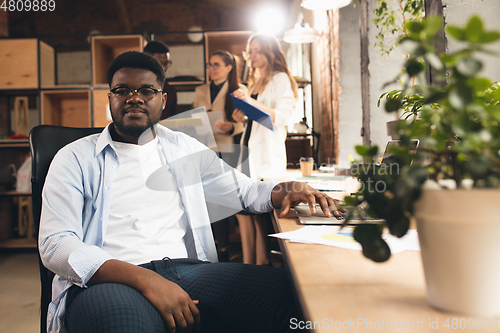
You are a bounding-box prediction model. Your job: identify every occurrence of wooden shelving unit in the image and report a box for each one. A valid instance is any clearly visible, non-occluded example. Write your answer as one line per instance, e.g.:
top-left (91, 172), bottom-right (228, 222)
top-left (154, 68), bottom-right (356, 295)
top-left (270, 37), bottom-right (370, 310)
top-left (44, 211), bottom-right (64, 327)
top-left (0, 139), bottom-right (33, 248)
top-left (41, 89), bottom-right (91, 127)
top-left (93, 88), bottom-right (112, 128)
top-left (0, 38), bottom-right (55, 89)
top-left (91, 35), bottom-right (144, 86)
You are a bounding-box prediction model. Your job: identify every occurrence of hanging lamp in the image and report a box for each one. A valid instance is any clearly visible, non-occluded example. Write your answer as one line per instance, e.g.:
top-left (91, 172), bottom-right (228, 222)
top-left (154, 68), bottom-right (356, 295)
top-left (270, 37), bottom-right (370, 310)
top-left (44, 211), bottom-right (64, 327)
top-left (284, 23), bottom-right (320, 43)
top-left (301, 0), bottom-right (352, 10)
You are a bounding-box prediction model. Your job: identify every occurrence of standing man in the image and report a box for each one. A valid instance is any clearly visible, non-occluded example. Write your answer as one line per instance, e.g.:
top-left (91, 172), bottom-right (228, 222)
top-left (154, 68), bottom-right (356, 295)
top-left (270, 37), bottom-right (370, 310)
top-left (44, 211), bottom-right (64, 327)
top-left (39, 51), bottom-right (340, 333)
top-left (144, 40), bottom-right (178, 119)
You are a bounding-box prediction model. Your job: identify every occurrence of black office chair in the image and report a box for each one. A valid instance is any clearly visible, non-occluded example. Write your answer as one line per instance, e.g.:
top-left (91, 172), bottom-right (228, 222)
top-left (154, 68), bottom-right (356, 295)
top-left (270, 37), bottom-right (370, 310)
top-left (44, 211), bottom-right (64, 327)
top-left (30, 125), bottom-right (104, 333)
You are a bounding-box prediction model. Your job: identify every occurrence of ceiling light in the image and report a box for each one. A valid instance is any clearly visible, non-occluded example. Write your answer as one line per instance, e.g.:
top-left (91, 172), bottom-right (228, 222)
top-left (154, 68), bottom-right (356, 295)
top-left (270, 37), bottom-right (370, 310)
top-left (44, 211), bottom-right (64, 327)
top-left (253, 6), bottom-right (286, 35)
top-left (187, 26), bottom-right (203, 43)
top-left (284, 23), bottom-right (320, 43)
top-left (301, 0), bottom-right (352, 10)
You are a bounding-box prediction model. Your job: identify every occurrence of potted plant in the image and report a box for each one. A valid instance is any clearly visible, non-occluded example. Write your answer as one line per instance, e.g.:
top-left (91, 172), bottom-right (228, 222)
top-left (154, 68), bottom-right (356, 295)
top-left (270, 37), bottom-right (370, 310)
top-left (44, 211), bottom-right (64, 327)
top-left (371, 0), bottom-right (425, 137)
top-left (346, 15), bottom-right (500, 316)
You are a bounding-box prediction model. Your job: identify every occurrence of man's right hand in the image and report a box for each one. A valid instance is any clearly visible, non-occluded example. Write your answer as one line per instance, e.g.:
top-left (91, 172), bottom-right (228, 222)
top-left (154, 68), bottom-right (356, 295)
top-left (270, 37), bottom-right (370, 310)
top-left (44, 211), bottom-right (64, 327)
top-left (88, 259), bottom-right (200, 333)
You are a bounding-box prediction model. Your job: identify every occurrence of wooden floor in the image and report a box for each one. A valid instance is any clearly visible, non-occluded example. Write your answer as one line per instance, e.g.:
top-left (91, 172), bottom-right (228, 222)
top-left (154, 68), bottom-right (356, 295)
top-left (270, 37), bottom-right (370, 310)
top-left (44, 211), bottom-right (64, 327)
top-left (0, 252), bottom-right (40, 333)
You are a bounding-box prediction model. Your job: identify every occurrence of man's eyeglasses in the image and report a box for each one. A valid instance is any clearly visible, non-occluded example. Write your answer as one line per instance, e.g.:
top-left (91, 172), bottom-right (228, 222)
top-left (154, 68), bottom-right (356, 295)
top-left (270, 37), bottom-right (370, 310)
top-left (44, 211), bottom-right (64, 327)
top-left (110, 87), bottom-right (161, 101)
top-left (206, 63), bottom-right (221, 69)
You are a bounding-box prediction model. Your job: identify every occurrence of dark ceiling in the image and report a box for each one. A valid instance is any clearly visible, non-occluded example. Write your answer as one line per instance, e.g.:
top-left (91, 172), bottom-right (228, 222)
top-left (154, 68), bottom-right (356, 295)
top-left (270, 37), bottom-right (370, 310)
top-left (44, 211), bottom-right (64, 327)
top-left (8, 0), bottom-right (297, 45)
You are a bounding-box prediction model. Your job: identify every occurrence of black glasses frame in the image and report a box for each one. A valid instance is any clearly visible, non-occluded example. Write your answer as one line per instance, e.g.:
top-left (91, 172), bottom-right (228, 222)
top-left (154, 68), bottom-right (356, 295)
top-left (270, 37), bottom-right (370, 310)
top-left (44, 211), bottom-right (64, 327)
top-left (110, 87), bottom-right (162, 101)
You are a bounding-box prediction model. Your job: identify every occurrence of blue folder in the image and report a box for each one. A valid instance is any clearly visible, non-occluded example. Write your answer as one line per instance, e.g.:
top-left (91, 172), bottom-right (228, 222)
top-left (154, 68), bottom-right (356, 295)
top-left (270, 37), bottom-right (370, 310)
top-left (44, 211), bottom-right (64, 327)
top-left (230, 94), bottom-right (273, 131)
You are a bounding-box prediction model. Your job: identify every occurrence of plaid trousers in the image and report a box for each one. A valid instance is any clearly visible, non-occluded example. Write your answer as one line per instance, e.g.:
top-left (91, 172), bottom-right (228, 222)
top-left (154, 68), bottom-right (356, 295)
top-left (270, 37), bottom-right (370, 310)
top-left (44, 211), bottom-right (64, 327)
top-left (65, 259), bottom-right (306, 333)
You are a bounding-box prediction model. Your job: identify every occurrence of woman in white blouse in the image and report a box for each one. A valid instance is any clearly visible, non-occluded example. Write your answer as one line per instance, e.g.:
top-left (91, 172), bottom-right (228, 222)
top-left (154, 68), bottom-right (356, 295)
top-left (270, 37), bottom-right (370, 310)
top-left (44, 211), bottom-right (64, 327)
top-left (232, 34), bottom-right (298, 265)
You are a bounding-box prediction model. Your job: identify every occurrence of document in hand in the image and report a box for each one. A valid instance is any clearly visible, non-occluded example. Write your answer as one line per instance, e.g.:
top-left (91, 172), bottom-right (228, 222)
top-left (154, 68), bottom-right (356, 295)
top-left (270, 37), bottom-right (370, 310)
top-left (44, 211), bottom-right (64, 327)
top-left (230, 94), bottom-right (273, 131)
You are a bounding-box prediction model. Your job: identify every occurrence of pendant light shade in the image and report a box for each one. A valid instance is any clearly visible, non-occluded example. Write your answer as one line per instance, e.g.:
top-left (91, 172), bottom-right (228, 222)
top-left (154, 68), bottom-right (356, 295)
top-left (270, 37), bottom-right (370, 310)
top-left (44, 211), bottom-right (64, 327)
top-left (301, 0), bottom-right (352, 10)
top-left (284, 23), bottom-right (320, 44)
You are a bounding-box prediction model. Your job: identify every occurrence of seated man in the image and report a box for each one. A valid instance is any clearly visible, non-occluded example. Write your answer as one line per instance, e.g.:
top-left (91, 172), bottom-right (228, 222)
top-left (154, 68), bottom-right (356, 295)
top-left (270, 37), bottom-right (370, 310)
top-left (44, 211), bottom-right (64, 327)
top-left (39, 51), bottom-right (339, 333)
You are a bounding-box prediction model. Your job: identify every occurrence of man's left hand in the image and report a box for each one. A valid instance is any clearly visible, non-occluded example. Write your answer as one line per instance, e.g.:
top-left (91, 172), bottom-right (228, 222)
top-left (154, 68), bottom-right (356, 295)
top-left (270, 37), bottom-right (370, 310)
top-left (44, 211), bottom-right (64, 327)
top-left (271, 181), bottom-right (345, 218)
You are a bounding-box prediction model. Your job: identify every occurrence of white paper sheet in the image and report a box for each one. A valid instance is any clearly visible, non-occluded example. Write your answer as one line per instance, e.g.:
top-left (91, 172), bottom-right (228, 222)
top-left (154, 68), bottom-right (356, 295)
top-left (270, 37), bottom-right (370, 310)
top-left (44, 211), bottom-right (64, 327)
top-left (270, 226), bottom-right (420, 253)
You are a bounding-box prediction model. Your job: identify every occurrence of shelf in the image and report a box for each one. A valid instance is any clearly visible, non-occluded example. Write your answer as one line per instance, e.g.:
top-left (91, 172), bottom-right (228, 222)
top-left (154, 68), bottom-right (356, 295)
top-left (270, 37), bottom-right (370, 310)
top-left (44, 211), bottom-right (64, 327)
top-left (93, 88), bottom-right (111, 127)
top-left (41, 84), bottom-right (91, 90)
top-left (0, 191), bottom-right (31, 196)
top-left (169, 81), bottom-right (205, 91)
top-left (41, 89), bottom-right (91, 127)
top-left (0, 237), bottom-right (37, 249)
top-left (91, 35), bottom-right (144, 86)
top-left (0, 38), bottom-right (55, 89)
top-left (0, 88), bottom-right (39, 95)
top-left (168, 81), bottom-right (205, 86)
top-left (0, 139), bottom-right (29, 147)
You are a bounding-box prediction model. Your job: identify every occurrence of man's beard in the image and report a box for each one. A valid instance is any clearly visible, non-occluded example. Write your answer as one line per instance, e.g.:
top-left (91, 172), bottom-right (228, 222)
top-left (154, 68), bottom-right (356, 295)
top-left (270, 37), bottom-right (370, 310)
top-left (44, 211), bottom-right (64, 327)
top-left (112, 105), bottom-right (162, 137)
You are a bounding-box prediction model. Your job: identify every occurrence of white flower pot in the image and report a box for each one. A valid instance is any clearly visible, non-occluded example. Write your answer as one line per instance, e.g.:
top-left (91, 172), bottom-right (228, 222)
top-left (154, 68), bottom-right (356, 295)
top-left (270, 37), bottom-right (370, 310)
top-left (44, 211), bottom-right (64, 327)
top-left (414, 189), bottom-right (500, 316)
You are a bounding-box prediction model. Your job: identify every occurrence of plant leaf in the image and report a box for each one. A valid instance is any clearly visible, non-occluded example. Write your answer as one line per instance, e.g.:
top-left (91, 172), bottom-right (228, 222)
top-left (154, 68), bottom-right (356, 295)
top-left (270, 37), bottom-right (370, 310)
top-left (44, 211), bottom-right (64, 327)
top-left (406, 20), bottom-right (424, 34)
top-left (361, 238), bottom-right (391, 262)
top-left (471, 77), bottom-right (493, 94)
top-left (447, 26), bottom-right (465, 41)
top-left (456, 58), bottom-right (482, 77)
top-left (465, 16), bottom-right (483, 42)
top-left (449, 85), bottom-right (473, 110)
top-left (406, 58), bottom-right (425, 77)
top-left (478, 32), bottom-right (500, 44)
top-left (355, 145), bottom-right (370, 156)
top-left (367, 146), bottom-right (379, 157)
top-left (385, 97), bottom-right (402, 112)
top-left (353, 224), bottom-right (381, 244)
top-left (425, 52), bottom-right (444, 70)
top-left (423, 16), bottom-right (443, 37)
top-left (400, 39), bottom-right (426, 56)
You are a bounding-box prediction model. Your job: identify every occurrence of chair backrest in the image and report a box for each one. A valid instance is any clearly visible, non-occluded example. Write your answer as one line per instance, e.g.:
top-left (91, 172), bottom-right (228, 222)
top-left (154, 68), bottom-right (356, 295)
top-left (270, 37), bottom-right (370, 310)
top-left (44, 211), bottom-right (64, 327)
top-left (30, 125), bottom-right (104, 333)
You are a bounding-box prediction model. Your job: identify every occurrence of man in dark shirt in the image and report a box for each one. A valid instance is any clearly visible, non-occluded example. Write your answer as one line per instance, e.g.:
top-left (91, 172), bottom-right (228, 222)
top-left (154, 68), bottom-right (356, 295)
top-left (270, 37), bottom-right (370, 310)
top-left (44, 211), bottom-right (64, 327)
top-left (144, 41), bottom-right (178, 119)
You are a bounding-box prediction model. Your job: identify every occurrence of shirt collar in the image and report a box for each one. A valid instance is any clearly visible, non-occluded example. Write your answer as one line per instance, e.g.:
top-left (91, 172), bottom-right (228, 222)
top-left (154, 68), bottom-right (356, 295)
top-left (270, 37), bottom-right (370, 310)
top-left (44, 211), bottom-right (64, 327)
top-left (94, 123), bottom-right (178, 157)
top-left (94, 124), bottom-right (114, 157)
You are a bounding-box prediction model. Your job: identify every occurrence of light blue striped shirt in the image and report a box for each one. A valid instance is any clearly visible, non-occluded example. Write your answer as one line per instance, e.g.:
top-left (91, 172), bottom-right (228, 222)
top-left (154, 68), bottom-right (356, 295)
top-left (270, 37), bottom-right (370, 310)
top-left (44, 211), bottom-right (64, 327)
top-left (39, 124), bottom-right (279, 333)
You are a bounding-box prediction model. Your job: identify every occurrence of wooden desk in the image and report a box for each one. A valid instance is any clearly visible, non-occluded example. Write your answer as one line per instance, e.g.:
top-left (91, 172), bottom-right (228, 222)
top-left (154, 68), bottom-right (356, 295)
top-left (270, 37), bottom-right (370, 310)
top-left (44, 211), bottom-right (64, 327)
top-left (272, 209), bottom-right (500, 332)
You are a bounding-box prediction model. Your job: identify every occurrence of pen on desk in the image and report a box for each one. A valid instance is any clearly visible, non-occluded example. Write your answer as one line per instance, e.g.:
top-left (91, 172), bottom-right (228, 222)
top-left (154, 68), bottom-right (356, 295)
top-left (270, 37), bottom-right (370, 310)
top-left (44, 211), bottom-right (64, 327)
top-left (348, 155), bottom-right (354, 162)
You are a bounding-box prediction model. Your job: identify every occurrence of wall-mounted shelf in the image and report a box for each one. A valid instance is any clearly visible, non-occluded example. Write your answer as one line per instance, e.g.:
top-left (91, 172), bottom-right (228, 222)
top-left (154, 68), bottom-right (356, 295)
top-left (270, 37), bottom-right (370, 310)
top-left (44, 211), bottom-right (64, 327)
top-left (0, 139), bottom-right (29, 147)
top-left (0, 38), bottom-right (55, 90)
top-left (0, 238), bottom-right (37, 249)
top-left (91, 35), bottom-right (144, 86)
top-left (41, 89), bottom-right (91, 127)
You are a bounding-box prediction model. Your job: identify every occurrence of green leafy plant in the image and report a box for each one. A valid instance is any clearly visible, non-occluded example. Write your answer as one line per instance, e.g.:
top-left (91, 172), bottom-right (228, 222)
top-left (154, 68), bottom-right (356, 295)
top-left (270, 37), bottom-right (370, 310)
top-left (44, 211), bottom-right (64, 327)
top-left (378, 89), bottom-right (426, 119)
top-left (372, 0), bottom-right (424, 55)
top-left (345, 15), bottom-right (500, 263)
